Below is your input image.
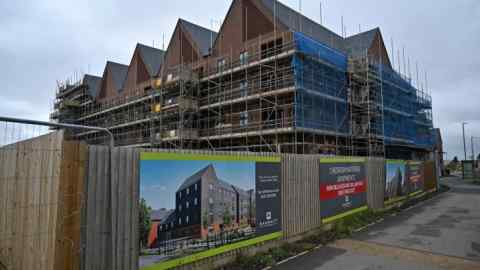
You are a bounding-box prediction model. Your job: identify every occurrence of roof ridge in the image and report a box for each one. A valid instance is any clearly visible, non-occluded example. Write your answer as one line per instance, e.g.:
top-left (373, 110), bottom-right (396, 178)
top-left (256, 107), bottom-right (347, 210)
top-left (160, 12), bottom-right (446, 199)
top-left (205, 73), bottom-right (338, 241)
top-left (262, 0), bottom-right (342, 39)
top-left (179, 18), bottom-right (217, 34)
top-left (137, 42), bottom-right (166, 53)
top-left (106, 60), bottom-right (128, 67)
top-left (345, 27), bottom-right (379, 39)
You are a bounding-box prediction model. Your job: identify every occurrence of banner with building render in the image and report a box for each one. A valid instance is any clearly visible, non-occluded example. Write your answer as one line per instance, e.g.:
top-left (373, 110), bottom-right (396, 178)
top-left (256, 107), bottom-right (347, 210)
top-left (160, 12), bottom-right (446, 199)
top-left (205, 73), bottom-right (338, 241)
top-left (139, 152), bottom-right (281, 269)
top-left (319, 158), bottom-right (367, 219)
top-left (407, 161), bottom-right (425, 193)
top-left (385, 160), bottom-right (408, 200)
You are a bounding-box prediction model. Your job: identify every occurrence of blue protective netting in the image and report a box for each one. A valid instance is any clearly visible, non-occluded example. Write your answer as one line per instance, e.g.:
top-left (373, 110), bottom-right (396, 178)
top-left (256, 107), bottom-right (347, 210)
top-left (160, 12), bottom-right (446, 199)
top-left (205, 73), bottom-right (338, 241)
top-left (293, 32), bottom-right (348, 71)
top-left (291, 32), bottom-right (434, 148)
top-left (292, 32), bottom-right (349, 133)
top-left (379, 64), bottom-right (433, 147)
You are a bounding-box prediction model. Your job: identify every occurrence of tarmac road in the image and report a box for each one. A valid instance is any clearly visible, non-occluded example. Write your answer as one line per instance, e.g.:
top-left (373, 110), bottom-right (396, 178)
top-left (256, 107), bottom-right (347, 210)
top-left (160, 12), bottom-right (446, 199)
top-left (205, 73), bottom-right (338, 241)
top-left (273, 177), bottom-right (480, 270)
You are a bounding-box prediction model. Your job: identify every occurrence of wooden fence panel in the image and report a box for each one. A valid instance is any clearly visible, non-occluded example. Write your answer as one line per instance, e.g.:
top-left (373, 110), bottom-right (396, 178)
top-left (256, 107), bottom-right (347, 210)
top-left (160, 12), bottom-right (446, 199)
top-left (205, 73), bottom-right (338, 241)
top-left (424, 160), bottom-right (437, 191)
top-left (82, 146), bottom-right (140, 270)
top-left (281, 154), bottom-right (320, 238)
top-left (0, 131), bottom-right (85, 270)
top-left (83, 145), bottom-right (111, 270)
top-left (366, 157), bottom-right (386, 210)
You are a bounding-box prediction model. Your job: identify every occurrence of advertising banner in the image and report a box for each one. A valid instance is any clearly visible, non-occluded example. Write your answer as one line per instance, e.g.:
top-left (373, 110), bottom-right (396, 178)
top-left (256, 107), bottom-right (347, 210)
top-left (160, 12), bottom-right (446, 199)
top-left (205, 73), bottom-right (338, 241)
top-left (139, 152), bottom-right (281, 269)
top-left (385, 160), bottom-right (408, 200)
top-left (319, 158), bottom-right (367, 219)
top-left (407, 161), bottom-right (424, 193)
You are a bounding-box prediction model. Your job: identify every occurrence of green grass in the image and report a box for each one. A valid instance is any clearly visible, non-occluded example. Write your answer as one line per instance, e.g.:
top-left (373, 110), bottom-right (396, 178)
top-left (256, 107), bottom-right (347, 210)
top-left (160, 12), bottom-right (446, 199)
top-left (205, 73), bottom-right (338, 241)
top-left (141, 232), bottom-right (282, 270)
top-left (322, 206), bottom-right (369, 224)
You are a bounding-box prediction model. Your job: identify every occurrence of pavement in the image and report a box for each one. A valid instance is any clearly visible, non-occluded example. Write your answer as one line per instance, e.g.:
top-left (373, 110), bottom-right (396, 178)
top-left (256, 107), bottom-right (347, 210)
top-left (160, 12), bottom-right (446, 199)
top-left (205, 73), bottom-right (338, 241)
top-left (273, 176), bottom-right (480, 270)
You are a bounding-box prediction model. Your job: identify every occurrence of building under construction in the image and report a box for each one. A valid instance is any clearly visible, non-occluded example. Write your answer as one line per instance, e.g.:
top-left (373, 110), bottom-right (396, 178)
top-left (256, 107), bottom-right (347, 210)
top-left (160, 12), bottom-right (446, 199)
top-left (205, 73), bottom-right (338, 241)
top-left (51, 0), bottom-right (434, 159)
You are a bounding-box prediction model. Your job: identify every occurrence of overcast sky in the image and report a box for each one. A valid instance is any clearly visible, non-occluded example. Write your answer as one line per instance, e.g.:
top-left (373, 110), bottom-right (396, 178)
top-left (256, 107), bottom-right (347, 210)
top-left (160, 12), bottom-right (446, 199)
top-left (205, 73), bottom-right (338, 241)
top-left (1, 0), bottom-right (479, 159)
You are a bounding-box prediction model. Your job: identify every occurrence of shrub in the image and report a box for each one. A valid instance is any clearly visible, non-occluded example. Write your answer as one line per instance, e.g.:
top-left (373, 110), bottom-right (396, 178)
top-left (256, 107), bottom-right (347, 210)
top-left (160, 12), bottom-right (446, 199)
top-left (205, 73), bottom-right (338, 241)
top-left (269, 247), bottom-right (290, 262)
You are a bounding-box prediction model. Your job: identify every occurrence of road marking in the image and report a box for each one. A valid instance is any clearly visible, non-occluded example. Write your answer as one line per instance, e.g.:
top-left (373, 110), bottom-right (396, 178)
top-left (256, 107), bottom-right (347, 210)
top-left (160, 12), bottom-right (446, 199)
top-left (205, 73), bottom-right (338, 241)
top-left (276, 250), bottom-right (310, 266)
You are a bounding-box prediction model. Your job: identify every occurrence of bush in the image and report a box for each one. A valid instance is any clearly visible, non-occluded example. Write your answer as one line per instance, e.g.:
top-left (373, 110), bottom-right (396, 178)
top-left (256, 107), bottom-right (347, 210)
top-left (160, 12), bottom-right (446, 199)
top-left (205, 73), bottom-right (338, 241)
top-left (269, 247), bottom-right (290, 262)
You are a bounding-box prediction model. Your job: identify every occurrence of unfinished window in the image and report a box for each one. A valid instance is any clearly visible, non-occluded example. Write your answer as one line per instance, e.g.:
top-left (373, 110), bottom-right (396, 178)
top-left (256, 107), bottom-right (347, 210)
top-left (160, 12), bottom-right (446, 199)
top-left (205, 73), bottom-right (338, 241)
top-left (240, 80), bottom-right (248, 97)
top-left (240, 51), bottom-right (249, 65)
top-left (261, 38), bottom-right (283, 59)
top-left (217, 58), bottom-right (226, 72)
top-left (240, 111), bottom-right (249, 127)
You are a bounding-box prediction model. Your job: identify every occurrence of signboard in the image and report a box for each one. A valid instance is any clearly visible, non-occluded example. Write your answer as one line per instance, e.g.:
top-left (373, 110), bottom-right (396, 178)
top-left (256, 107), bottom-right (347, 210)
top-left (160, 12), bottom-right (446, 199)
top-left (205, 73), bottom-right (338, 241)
top-left (407, 161), bottom-right (424, 193)
top-left (385, 160), bottom-right (408, 200)
top-left (139, 152), bottom-right (281, 269)
top-left (319, 158), bottom-right (367, 219)
top-left (255, 163), bottom-right (282, 235)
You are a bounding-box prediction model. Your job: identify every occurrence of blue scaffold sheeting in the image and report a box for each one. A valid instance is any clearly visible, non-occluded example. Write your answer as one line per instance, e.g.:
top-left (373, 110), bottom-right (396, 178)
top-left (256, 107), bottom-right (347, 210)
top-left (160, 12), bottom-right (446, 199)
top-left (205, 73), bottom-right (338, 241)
top-left (294, 32), bottom-right (348, 71)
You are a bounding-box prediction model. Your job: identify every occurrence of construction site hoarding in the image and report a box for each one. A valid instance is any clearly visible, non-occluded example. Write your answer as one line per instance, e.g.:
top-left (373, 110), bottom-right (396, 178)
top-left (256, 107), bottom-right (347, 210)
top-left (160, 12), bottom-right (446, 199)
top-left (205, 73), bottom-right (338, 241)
top-left (139, 152), bottom-right (282, 270)
top-left (385, 160), bottom-right (408, 200)
top-left (319, 158), bottom-right (367, 219)
top-left (407, 161), bottom-right (425, 193)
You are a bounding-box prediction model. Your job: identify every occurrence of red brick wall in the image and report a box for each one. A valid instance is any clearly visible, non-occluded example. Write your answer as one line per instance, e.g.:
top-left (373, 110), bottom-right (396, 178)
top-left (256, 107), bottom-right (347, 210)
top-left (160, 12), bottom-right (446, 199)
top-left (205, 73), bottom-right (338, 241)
top-left (161, 23), bottom-right (200, 75)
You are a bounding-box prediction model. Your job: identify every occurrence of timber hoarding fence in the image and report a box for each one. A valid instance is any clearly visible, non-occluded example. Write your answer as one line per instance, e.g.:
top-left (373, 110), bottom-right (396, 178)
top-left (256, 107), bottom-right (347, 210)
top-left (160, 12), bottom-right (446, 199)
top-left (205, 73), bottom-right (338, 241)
top-left (0, 131), bottom-right (87, 270)
top-left (0, 135), bottom-right (440, 270)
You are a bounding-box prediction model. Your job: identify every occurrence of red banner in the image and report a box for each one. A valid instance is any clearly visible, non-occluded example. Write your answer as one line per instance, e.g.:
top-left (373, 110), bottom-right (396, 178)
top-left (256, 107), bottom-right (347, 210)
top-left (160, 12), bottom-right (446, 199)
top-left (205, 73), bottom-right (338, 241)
top-left (320, 179), bottom-right (367, 201)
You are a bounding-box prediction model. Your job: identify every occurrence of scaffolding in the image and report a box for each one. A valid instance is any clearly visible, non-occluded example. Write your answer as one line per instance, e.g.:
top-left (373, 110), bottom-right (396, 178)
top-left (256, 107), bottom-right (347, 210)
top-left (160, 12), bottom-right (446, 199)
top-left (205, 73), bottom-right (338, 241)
top-left (348, 54), bottom-right (385, 157)
top-left (51, 30), bottom-right (433, 158)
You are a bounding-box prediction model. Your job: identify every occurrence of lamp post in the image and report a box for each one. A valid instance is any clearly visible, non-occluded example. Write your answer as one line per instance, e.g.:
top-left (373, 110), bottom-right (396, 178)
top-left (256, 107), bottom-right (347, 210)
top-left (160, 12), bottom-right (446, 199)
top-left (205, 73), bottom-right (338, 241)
top-left (472, 136), bottom-right (475, 161)
top-left (462, 122), bottom-right (468, 161)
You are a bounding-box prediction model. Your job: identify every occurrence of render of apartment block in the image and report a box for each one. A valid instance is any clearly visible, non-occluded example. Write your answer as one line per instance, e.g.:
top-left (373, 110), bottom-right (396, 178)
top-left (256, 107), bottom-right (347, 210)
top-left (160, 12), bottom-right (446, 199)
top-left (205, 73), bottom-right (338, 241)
top-left (158, 165), bottom-right (254, 241)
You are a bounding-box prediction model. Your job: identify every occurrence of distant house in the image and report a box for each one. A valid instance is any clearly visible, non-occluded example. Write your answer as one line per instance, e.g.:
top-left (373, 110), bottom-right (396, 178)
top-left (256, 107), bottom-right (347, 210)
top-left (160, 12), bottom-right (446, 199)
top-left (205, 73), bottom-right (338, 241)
top-left (158, 165), bottom-right (254, 241)
top-left (147, 208), bottom-right (174, 248)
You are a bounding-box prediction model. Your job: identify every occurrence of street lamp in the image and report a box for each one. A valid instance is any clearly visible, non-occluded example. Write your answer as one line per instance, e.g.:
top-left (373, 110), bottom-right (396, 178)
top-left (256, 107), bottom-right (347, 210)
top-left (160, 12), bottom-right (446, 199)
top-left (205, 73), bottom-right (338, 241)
top-left (462, 122), bottom-right (468, 161)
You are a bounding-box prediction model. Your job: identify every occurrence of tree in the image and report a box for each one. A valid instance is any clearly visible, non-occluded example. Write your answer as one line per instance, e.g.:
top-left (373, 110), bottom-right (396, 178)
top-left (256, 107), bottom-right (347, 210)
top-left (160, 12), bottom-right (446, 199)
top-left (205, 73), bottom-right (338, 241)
top-left (453, 156), bottom-right (459, 163)
top-left (477, 154), bottom-right (480, 160)
top-left (202, 211), bottom-right (209, 230)
top-left (139, 198), bottom-right (152, 248)
top-left (223, 208), bottom-right (232, 226)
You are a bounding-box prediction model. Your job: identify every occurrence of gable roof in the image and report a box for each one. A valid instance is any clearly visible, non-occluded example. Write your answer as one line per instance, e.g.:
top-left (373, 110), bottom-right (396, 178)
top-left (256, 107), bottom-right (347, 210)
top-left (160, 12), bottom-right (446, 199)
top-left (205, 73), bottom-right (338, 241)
top-left (137, 44), bottom-right (165, 76)
top-left (344, 28), bottom-right (379, 58)
top-left (82, 74), bottom-right (102, 98)
top-left (180, 19), bottom-right (218, 56)
top-left (257, 0), bottom-right (345, 51)
top-left (177, 164), bottom-right (216, 191)
top-left (150, 208), bottom-right (174, 221)
top-left (106, 61), bottom-right (128, 92)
